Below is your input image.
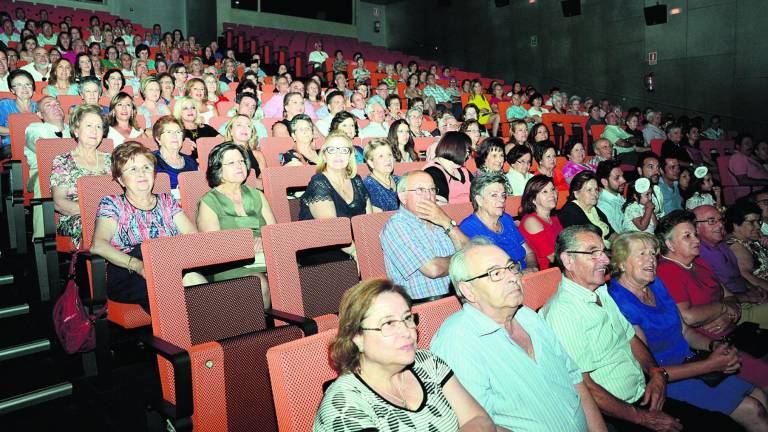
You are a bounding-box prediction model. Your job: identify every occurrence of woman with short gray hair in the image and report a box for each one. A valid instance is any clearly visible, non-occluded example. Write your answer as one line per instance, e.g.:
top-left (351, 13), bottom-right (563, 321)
top-left (459, 171), bottom-right (538, 272)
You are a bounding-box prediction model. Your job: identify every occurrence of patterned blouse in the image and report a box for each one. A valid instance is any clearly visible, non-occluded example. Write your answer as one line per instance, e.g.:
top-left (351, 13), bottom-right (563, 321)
top-left (96, 193), bottom-right (182, 253)
top-left (363, 174), bottom-right (400, 211)
top-left (50, 151), bottom-right (112, 246)
top-left (727, 237), bottom-right (768, 281)
top-left (313, 350), bottom-right (460, 432)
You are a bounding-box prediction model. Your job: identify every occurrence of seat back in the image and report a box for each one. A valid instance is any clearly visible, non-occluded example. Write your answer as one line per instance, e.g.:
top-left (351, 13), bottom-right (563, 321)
top-left (143, 230), bottom-right (300, 432)
top-left (412, 295), bottom-right (461, 349)
top-left (177, 170), bottom-right (259, 222)
top-left (413, 137), bottom-right (434, 154)
top-left (393, 161), bottom-right (424, 175)
top-left (262, 165), bottom-right (317, 223)
top-left (591, 124), bottom-right (607, 141)
top-left (442, 201), bottom-right (474, 222)
top-left (195, 136), bottom-right (227, 168)
top-left (262, 218), bottom-right (359, 321)
top-left (37, 138), bottom-right (115, 199)
top-left (267, 329), bottom-right (339, 432)
top-left (57, 95), bottom-right (82, 118)
top-left (650, 139), bottom-right (664, 156)
top-left (522, 267), bottom-right (562, 311)
top-left (260, 136), bottom-right (296, 167)
top-left (505, 195), bottom-right (522, 217)
top-left (717, 155), bottom-right (738, 186)
top-left (351, 211), bottom-right (396, 280)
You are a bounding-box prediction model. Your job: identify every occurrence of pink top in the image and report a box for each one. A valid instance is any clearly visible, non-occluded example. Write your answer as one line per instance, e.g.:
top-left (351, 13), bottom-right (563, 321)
top-left (423, 161), bottom-right (471, 204)
top-left (519, 213), bottom-right (563, 269)
top-left (728, 152), bottom-right (768, 181)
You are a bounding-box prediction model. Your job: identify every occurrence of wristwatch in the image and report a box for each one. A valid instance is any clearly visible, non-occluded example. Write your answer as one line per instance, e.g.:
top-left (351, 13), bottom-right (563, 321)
top-left (443, 219), bottom-right (457, 234)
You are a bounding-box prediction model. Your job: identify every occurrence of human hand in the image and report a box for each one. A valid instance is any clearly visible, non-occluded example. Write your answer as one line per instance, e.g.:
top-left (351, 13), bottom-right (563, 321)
top-left (136, 259), bottom-right (146, 279)
top-left (640, 372), bottom-right (666, 411)
top-left (414, 199), bottom-right (451, 229)
top-left (702, 313), bottom-right (732, 333)
top-left (644, 199), bottom-right (655, 212)
top-left (636, 409), bottom-right (682, 432)
top-left (706, 343), bottom-right (741, 374)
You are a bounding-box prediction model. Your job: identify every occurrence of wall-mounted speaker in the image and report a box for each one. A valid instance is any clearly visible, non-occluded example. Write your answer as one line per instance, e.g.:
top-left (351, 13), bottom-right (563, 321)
top-left (561, 0), bottom-right (581, 17)
top-left (495, 0), bottom-right (510, 7)
top-left (644, 4), bottom-right (668, 25)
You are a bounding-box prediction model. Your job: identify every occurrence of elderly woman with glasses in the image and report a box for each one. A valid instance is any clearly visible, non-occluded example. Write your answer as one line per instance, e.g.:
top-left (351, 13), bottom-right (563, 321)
top-left (197, 141), bottom-right (276, 308)
top-left (151, 116), bottom-right (197, 191)
top-left (299, 132), bottom-right (372, 221)
top-left (363, 138), bottom-right (399, 212)
top-left (90, 141), bottom-right (205, 313)
top-left (505, 145), bottom-right (533, 197)
top-left (726, 200), bottom-right (768, 292)
top-left (460, 171), bottom-right (538, 273)
top-left (608, 232), bottom-right (768, 431)
top-left (314, 279), bottom-right (497, 432)
top-left (0, 70), bottom-right (38, 155)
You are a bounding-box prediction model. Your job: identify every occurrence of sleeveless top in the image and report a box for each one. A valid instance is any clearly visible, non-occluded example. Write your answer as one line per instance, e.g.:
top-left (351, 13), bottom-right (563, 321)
top-left (423, 161), bottom-right (471, 204)
top-left (200, 185), bottom-right (267, 238)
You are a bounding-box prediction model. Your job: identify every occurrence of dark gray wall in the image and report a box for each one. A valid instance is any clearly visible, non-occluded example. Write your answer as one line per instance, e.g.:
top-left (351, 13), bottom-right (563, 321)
top-left (386, 0), bottom-right (767, 136)
top-left (187, 0), bottom-right (217, 46)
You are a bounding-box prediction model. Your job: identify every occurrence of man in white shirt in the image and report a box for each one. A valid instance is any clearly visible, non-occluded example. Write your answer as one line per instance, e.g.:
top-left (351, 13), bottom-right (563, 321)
top-left (642, 110), bottom-right (666, 147)
top-left (359, 102), bottom-right (389, 138)
top-left (20, 47), bottom-right (51, 82)
top-left (316, 91), bottom-right (345, 136)
top-left (307, 41), bottom-right (328, 73)
top-left (596, 160), bottom-right (627, 233)
top-left (25, 96), bottom-right (70, 237)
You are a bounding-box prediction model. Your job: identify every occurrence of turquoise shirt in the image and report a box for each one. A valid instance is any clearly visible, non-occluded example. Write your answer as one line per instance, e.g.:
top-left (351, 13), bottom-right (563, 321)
top-left (431, 304), bottom-right (588, 432)
top-left (506, 105), bottom-right (529, 121)
top-left (540, 277), bottom-right (646, 404)
top-left (597, 189), bottom-right (626, 233)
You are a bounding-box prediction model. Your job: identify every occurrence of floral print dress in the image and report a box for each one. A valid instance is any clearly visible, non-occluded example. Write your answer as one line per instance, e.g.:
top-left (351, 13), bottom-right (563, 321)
top-left (50, 151), bottom-right (112, 246)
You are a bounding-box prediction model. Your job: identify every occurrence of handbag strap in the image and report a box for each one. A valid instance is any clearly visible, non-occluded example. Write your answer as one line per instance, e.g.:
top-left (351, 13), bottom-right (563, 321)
top-left (67, 249), bottom-right (89, 279)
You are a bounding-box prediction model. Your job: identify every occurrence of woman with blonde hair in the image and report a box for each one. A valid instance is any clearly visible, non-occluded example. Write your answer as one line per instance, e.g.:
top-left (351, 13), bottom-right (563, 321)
top-left (184, 77), bottom-right (219, 123)
top-left (314, 279), bottom-right (496, 431)
top-left (137, 76), bottom-right (171, 128)
top-left (223, 114), bottom-right (266, 189)
top-left (172, 96), bottom-right (220, 147)
top-left (106, 92), bottom-right (147, 146)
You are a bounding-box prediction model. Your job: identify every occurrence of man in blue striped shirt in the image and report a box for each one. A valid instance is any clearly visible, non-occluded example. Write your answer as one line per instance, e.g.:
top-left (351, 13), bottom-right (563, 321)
top-left (431, 238), bottom-right (607, 431)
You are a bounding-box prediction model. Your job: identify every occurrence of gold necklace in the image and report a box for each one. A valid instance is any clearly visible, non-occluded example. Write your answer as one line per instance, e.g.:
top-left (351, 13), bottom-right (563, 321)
top-left (364, 371), bottom-right (409, 409)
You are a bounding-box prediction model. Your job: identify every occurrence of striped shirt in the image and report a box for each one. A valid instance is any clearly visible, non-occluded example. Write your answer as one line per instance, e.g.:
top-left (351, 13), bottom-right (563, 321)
top-left (540, 277), bottom-right (646, 404)
top-left (380, 207), bottom-right (454, 299)
top-left (423, 84), bottom-right (451, 103)
top-left (313, 350), bottom-right (459, 432)
top-left (431, 304), bottom-right (588, 432)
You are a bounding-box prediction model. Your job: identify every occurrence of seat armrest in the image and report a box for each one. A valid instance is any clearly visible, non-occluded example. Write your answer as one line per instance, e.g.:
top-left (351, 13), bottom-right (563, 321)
top-left (264, 308), bottom-right (318, 336)
top-left (143, 335), bottom-right (194, 426)
top-left (29, 197), bottom-right (56, 238)
top-left (78, 251), bottom-right (108, 308)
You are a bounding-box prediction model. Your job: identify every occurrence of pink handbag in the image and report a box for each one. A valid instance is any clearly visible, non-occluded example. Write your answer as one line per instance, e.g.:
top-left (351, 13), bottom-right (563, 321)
top-left (52, 251), bottom-right (106, 354)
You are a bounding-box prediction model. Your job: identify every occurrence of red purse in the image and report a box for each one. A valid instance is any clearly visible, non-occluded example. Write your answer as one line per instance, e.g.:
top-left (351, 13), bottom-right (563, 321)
top-left (52, 250), bottom-right (107, 354)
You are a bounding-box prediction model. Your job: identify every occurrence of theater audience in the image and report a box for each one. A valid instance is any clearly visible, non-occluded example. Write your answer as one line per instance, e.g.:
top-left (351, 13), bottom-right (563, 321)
top-left (658, 156), bottom-right (683, 214)
top-left (558, 171), bottom-right (614, 246)
top-left (587, 163), bottom-right (622, 238)
top-left (526, 93), bottom-right (548, 123)
top-left (151, 116), bottom-right (197, 191)
top-left (430, 237), bottom-right (606, 431)
top-left (315, 90), bottom-right (344, 136)
top-left (532, 141), bottom-right (567, 192)
top-left (43, 58), bottom-right (78, 96)
top-left (519, 175), bottom-right (562, 270)
top-left (90, 142), bottom-right (205, 313)
top-left (280, 113), bottom-right (319, 166)
top-left (621, 178), bottom-right (657, 233)
top-left (460, 119), bottom-right (482, 153)
top-left (468, 79), bottom-right (500, 137)
top-left (473, 137), bottom-right (507, 188)
top-left (562, 138), bottom-right (596, 184)
top-left (223, 114), bottom-right (265, 188)
top-left (0, 69), bottom-right (38, 157)
top-left (387, 119), bottom-right (418, 162)
top-left (380, 170), bottom-right (468, 299)
top-left (636, 153), bottom-right (666, 219)
top-left (608, 232), bottom-right (766, 431)
top-left (360, 101), bottom-right (389, 138)
top-left (362, 138), bottom-right (399, 212)
top-left (51, 104), bottom-right (112, 246)
top-left (106, 92), bottom-right (146, 146)
top-left (504, 144), bottom-right (533, 196)
top-left (102, 68), bottom-right (125, 100)
top-left (702, 115), bottom-right (725, 140)
top-left (504, 120), bottom-right (528, 154)
top-left (726, 200), bottom-right (768, 292)
top-left (685, 166), bottom-right (721, 210)
top-left (173, 96), bottom-right (220, 147)
top-left (642, 110), bottom-right (666, 147)
top-left (542, 224), bottom-right (742, 432)
top-left (460, 172), bottom-right (537, 271)
top-left (314, 279), bottom-right (497, 431)
top-left (590, 137), bottom-right (613, 165)
top-left (299, 133), bottom-right (371, 221)
top-left (197, 142), bottom-right (275, 307)
top-left (729, 133), bottom-right (768, 186)
top-left (423, 131), bottom-right (473, 204)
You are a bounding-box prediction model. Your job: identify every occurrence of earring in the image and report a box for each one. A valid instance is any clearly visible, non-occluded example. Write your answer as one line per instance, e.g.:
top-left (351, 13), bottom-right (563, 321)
top-left (356, 345), bottom-right (363, 353)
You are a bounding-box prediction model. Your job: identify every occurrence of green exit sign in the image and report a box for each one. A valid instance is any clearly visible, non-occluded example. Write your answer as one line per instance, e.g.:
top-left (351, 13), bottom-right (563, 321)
top-left (530, 35), bottom-right (538, 47)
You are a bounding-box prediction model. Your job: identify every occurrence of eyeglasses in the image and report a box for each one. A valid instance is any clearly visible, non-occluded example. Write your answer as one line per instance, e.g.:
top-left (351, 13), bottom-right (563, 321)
top-left (360, 313), bottom-right (419, 337)
top-left (485, 191), bottom-right (507, 200)
top-left (566, 249), bottom-right (611, 259)
top-left (465, 262), bottom-right (521, 282)
top-left (695, 217), bottom-right (724, 225)
top-left (11, 82), bottom-right (33, 90)
top-left (222, 159), bottom-right (247, 167)
top-left (123, 164), bottom-right (155, 175)
top-left (405, 187), bottom-right (438, 195)
top-left (743, 217), bottom-right (762, 225)
top-left (161, 129), bottom-right (184, 136)
top-left (325, 146), bottom-right (351, 155)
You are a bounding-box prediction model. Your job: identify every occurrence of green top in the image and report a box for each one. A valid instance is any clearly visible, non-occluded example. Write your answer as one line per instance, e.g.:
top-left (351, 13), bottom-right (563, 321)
top-left (200, 185), bottom-right (267, 238)
top-left (540, 277), bottom-right (646, 404)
